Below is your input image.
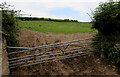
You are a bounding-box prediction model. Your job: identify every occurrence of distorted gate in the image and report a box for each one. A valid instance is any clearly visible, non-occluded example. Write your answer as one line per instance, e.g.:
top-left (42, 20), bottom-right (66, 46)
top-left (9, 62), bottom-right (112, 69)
top-left (7, 37), bottom-right (93, 69)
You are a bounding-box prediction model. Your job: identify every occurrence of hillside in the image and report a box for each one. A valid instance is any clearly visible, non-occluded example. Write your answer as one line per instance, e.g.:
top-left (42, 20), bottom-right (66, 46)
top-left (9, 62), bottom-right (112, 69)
top-left (17, 19), bottom-right (97, 34)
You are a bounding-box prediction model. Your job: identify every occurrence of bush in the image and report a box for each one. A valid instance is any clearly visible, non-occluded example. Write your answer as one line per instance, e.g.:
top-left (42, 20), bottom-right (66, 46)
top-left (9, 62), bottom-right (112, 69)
top-left (92, 1), bottom-right (120, 70)
top-left (92, 1), bottom-right (120, 35)
top-left (92, 34), bottom-right (120, 65)
top-left (0, 2), bottom-right (20, 52)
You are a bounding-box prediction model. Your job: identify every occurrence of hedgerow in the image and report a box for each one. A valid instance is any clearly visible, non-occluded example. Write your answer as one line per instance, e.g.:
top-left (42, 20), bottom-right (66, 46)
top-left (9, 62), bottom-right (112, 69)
top-left (0, 2), bottom-right (20, 52)
top-left (92, 1), bottom-right (120, 71)
top-left (16, 17), bottom-right (78, 22)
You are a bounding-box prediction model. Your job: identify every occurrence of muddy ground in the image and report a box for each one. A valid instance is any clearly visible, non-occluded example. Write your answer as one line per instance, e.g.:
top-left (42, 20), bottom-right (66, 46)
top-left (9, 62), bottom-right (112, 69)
top-left (10, 29), bottom-right (119, 76)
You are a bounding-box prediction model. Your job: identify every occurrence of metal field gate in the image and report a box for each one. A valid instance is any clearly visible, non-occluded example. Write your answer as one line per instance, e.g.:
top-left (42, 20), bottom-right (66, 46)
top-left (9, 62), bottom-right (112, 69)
top-left (7, 37), bottom-right (93, 69)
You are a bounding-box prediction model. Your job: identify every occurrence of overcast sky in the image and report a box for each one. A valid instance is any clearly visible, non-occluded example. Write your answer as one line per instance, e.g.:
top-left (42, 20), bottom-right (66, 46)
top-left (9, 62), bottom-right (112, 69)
top-left (0, 0), bottom-right (117, 22)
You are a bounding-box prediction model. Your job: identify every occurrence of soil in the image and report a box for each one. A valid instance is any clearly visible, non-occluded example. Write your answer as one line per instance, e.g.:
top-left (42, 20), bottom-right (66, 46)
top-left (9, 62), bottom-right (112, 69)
top-left (10, 29), bottom-right (119, 76)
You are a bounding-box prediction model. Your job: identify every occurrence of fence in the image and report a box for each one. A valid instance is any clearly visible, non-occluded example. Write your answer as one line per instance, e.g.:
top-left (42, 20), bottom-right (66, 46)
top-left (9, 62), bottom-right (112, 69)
top-left (7, 37), bottom-right (94, 69)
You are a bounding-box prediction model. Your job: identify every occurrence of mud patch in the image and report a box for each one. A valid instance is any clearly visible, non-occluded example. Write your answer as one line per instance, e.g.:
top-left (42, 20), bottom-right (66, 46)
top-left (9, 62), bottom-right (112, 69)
top-left (10, 29), bottom-right (119, 76)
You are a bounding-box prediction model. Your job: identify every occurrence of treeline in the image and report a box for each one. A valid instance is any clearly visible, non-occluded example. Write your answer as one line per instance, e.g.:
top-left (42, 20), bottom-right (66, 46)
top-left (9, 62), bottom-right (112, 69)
top-left (16, 17), bottom-right (78, 22)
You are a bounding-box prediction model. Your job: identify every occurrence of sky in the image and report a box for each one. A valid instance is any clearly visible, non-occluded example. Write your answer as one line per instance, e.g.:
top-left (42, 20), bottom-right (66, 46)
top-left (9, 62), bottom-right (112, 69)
top-left (0, 0), bottom-right (117, 22)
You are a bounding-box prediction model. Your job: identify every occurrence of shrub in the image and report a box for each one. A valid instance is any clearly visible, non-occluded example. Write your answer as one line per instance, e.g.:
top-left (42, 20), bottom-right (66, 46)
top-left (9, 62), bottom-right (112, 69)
top-left (92, 1), bottom-right (120, 35)
top-left (92, 1), bottom-right (120, 70)
top-left (0, 2), bottom-right (20, 52)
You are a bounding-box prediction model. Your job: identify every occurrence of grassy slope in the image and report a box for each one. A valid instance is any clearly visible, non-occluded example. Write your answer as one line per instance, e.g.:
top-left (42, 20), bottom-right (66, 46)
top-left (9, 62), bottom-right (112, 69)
top-left (18, 20), bottom-right (97, 34)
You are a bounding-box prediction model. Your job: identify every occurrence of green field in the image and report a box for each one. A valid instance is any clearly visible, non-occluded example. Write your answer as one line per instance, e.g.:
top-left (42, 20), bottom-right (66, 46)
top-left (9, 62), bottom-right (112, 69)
top-left (18, 20), bottom-right (97, 34)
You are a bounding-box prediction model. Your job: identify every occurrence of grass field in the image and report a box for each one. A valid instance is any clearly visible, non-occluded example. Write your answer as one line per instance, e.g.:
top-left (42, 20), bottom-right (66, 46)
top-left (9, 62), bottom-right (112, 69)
top-left (18, 20), bottom-right (97, 34)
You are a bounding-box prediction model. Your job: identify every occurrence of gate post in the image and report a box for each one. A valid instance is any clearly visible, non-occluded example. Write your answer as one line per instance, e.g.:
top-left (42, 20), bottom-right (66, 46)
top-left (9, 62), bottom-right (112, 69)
top-left (0, 37), bottom-right (10, 76)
